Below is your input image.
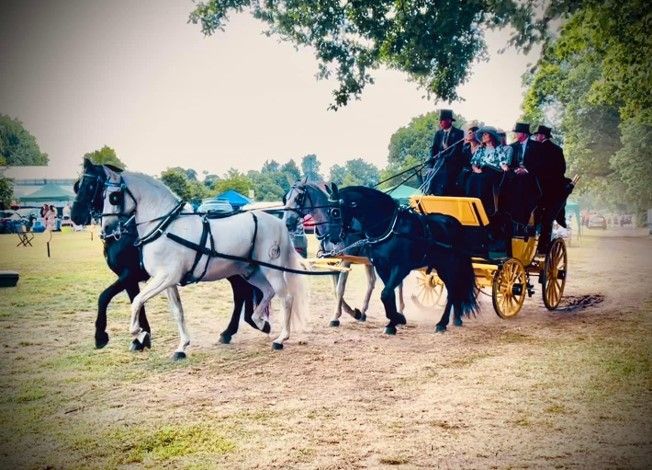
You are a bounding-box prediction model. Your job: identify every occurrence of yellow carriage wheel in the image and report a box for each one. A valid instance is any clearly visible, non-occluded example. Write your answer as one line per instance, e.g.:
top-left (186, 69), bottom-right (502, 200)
top-left (492, 258), bottom-right (527, 319)
top-left (542, 238), bottom-right (567, 310)
top-left (411, 271), bottom-right (446, 309)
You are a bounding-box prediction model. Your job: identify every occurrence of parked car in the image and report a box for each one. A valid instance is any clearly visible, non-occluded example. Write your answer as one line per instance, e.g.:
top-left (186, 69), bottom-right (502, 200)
top-left (587, 214), bottom-right (607, 230)
top-left (197, 199), bottom-right (234, 214)
top-left (0, 210), bottom-right (29, 234)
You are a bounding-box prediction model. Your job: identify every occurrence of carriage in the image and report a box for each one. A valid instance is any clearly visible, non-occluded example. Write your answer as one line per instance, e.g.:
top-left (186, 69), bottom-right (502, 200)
top-left (408, 195), bottom-right (567, 318)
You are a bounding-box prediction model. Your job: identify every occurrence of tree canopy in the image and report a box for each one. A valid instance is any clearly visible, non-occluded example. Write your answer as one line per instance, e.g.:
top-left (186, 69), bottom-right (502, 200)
top-left (301, 154), bottom-right (323, 182)
top-left (84, 146), bottom-right (126, 169)
top-left (159, 167), bottom-right (209, 204)
top-left (190, 1), bottom-right (568, 109)
top-left (522, 0), bottom-right (651, 214)
top-left (330, 158), bottom-right (380, 187)
top-left (0, 114), bottom-right (48, 165)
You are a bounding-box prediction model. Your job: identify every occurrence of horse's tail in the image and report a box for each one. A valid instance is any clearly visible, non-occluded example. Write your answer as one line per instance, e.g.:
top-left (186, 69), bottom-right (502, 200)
top-left (438, 219), bottom-right (479, 318)
top-left (450, 228), bottom-right (479, 318)
top-left (451, 250), bottom-right (479, 317)
top-left (284, 248), bottom-right (310, 333)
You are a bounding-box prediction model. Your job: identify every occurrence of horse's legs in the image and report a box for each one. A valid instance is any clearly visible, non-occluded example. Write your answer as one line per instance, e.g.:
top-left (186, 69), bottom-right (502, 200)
top-left (245, 270), bottom-right (276, 332)
top-left (165, 286), bottom-right (190, 360)
top-left (265, 270), bottom-right (293, 350)
top-left (435, 299), bottom-right (454, 332)
top-left (453, 301), bottom-right (463, 327)
top-left (243, 285), bottom-right (266, 332)
top-left (330, 263), bottom-right (357, 326)
top-left (356, 264), bottom-right (377, 322)
top-left (376, 265), bottom-right (409, 335)
top-left (124, 277), bottom-right (151, 351)
top-left (95, 278), bottom-right (124, 349)
top-left (219, 276), bottom-right (247, 344)
top-left (129, 273), bottom-right (172, 345)
top-left (397, 280), bottom-right (405, 313)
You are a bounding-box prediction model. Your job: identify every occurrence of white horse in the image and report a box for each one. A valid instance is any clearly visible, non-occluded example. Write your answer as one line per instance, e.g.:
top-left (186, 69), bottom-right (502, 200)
top-left (100, 167), bottom-right (308, 357)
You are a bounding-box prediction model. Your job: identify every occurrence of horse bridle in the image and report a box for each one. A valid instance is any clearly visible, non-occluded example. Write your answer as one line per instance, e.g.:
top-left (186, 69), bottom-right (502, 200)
top-left (74, 172), bottom-right (139, 241)
top-left (285, 183), bottom-right (342, 240)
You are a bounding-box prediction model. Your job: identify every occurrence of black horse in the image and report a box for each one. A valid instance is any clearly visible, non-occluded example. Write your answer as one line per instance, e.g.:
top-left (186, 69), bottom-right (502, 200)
top-left (327, 184), bottom-right (478, 335)
top-left (71, 158), bottom-right (267, 350)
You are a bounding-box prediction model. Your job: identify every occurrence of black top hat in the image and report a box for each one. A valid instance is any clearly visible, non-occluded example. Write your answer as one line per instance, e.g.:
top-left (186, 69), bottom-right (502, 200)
top-left (534, 125), bottom-right (552, 139)
top-left (512, 122), bottom-right (531, 134)
top-left (439, 109), bottom-right (456, 121)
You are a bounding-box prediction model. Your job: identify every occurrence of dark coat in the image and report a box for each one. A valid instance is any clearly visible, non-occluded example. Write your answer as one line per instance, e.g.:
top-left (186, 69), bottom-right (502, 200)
top-left (537, 139), bottom-right (566, 199)
top-left (426, 126), bottom-right (465, 195)
top-left (509, 138), bottom-right (544, 172)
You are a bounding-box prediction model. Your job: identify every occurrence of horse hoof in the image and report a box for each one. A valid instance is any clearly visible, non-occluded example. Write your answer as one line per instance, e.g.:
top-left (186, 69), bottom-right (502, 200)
top-left (272, 342), bottom-right (284, 351)
top-left (329, 320), bottom-right (340, 327)
top-left (172, 351), bottom-right (187, 361)
top-left (219, 334), bottom-right (232, 344)
top-left (453, 319), bottom-right (463, 327)
top-left (262, 322), bottom-right (271, 334)
top-left (360, 313), bottom-right (367, 322)
top-left (95, 332), bottom-right (109, 349)
top-left (130, 339), bottom-right (144, 352)
top-left (141, 332), bottom-right (151, 349)
top-left (435, 325), bottom-right (447, 333)
top-left (384, 325), bottom-right (397, 336)
top-left (396, 313), bottom-right (407, 325)
top-left (353, 309), bottom-right (363, 321)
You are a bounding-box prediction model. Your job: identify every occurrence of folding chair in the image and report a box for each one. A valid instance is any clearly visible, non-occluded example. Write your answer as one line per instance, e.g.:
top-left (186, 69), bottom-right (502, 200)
top-left (16, 227), bottom-right (34, 247)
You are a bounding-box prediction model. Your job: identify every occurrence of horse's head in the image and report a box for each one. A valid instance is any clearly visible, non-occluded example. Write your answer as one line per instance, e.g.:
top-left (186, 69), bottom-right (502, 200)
top-left (71, 158), bottom-right (107, 225)
top-left (99, 165), bottom-right (136, 238)
top-left (283, 180), bottom-right (343, 243)
top-left (330, 185), bottom-right (397, 240)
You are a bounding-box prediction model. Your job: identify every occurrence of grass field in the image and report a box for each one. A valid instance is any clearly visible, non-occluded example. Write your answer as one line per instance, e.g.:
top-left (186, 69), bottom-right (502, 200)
top-left (0, 230), bottom-right (650, 468)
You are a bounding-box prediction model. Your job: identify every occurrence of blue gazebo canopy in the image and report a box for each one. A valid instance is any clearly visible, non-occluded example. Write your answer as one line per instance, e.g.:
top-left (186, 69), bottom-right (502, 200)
top-left (215, 190), bottom-right (251, 208)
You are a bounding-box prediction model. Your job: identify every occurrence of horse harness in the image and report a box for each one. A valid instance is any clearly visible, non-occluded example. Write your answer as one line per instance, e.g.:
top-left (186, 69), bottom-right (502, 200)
top-left (97, 175), bottom-right (262, 285)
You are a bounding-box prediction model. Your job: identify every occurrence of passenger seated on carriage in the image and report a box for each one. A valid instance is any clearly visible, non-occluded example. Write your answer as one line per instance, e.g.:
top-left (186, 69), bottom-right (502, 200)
top-left (458, 126), bottom-right (512, 216)
top-left (460, 125), bottom-right (481, 170)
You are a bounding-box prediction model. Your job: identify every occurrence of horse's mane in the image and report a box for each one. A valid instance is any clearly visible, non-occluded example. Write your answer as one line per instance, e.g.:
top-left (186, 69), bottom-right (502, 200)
top-left (341, 186), bottom-right (397, 208)
top-left (123, 171), bottom-right (181, 199)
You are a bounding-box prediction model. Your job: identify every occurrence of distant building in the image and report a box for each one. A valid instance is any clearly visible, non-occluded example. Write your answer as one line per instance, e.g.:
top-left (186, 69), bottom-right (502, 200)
top-left (1, 166), bottom-right (78, 206)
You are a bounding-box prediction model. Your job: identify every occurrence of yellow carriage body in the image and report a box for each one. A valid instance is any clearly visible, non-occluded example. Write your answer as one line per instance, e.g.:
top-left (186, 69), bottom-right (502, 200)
top-left (409, 195), bottom-right (566, 318)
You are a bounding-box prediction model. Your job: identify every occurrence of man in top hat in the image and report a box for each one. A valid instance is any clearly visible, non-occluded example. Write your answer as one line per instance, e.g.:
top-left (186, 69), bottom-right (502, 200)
top-left (533, 125), bottom-right (568, 253)
top-left (500, 122), bottom-right (545, 226)
top-left (425, 109), bottom-right (465, 195)
top-left (509, 122), bottom-right (542, 173)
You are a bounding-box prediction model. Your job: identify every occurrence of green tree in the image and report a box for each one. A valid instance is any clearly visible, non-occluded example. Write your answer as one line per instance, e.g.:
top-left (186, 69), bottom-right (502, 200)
top-left (190, 1), bottom-right (567, 109)
top-left (280, 160), bottom-right (302, 185)
top-left (213, 168), bottom-right (252, 196)
top-left (521, 0), bottom-right (651, 214)
top-left (0, 114), bottom-right (48, 165)
top-left (84, 145), bottom-right (126, 169)
top-left (0, 176), bottom-right (13, 209)
top-left (301, 154), bottom-right (322, 182)
top-left (160, 167), bottom-right (193, 201)
top-left (380, 154), bottom-right (424, 190)
top-left (330, 158), bottom-right (380, 187)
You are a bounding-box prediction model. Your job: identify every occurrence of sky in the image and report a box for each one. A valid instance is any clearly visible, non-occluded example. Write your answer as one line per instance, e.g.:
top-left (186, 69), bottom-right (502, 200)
top-left (0, 0), bottom-right (540, 179)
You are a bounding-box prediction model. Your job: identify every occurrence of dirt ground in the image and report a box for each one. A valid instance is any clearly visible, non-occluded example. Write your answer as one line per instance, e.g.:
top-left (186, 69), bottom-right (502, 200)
top-left (0, 229), bottom-right (650, 468)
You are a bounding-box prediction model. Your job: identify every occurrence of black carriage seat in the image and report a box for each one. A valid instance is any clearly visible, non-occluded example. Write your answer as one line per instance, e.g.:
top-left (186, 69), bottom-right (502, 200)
top-left (410, 196), bottom-right (493, 258)
top-left (409, 195), bottom-right (540, 261)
